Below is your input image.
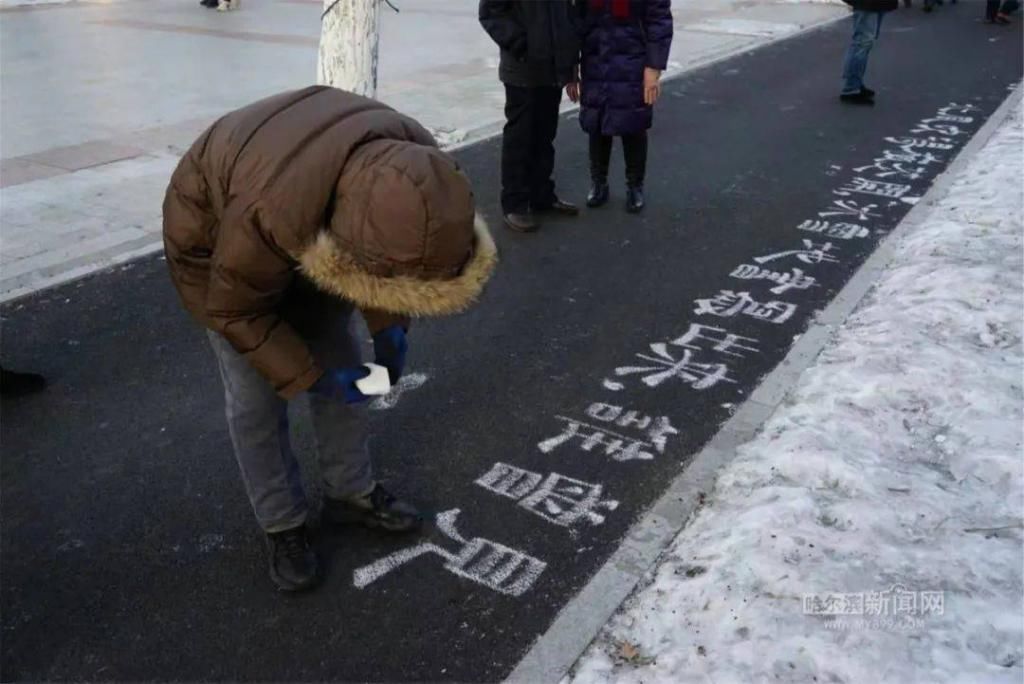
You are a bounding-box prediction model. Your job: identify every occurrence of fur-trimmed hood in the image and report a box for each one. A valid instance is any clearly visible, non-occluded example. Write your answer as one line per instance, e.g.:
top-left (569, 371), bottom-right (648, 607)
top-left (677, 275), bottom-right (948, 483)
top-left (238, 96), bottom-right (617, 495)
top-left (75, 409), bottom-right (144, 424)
top-left (298, 138), bottom-right (497, 317)
top-left (162, 86), bottom-right (496, 398)
top-left (299, 213), bottom-right (497, 317)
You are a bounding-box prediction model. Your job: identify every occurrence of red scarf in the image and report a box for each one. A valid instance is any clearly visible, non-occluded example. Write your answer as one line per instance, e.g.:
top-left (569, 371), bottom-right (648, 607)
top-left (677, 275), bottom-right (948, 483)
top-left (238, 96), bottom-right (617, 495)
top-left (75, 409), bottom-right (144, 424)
top-left (590, 0), bottom-right (631, 19)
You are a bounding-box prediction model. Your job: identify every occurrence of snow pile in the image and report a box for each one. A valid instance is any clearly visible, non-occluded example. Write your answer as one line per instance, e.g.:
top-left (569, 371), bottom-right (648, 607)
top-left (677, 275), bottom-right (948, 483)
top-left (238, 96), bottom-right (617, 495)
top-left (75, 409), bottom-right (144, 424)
top-left (569, 102), bottom-right (1024, 684)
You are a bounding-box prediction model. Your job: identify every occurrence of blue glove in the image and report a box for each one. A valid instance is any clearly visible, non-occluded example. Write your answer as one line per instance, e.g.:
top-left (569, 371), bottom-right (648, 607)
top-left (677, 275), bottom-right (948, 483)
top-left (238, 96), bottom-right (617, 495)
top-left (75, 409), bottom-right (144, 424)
top-left (310, 366), bottom-right (372, 404)
top-left (372, 325), bottom-right (408, 385)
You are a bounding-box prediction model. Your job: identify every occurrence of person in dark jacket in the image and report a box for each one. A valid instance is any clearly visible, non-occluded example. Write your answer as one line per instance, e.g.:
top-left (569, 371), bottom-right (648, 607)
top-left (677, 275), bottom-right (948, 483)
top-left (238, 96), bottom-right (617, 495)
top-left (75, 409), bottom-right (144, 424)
top-left (479, 0), bottom-right (582, 233)
top-left (163, 87), bottom-right (497, 592)
top-left (840, 0), bottom-right (897, 105)
top-left (567, 0), bottom-right (673, 214)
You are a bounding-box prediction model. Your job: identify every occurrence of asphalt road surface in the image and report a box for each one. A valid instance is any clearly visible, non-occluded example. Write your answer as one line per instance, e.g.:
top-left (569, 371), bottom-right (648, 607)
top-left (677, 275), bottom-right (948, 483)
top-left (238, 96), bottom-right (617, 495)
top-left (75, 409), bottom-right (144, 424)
top-left (2, 7), bottom-right (1021, 681)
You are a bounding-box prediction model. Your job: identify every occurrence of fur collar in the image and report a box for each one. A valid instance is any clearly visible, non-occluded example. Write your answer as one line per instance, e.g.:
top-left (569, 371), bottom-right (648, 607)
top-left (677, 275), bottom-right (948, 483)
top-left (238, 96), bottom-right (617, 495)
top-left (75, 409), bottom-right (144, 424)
top-left (298, 214), bottom-right (497, 317)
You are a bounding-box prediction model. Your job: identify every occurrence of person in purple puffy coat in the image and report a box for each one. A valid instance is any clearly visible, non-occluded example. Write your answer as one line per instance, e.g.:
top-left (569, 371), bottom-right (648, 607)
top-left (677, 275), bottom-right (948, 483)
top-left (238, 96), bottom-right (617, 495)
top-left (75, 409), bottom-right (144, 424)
top-left (567, 0), bottom-right (673, 214)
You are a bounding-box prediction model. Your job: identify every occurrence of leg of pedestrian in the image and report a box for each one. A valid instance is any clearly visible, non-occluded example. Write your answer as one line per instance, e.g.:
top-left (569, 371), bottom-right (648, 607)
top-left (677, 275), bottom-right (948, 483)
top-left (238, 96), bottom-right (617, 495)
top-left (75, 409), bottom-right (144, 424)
top-left (840, 10), bottom-right (881, 105)
top-left (531, 86), bottom-right (577, 216)
top-left (208, 331), bottom-right (319, 592)
top-left (623, 131), bottom-right (648, 214)
top-left (587, 133), bottom-right (613, 207)
top-left (501, 85), bottom-right (539, 232)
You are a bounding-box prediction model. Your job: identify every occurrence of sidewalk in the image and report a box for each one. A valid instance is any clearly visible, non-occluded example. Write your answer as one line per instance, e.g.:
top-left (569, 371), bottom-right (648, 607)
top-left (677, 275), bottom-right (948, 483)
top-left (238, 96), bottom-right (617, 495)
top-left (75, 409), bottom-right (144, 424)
top-left (567, 96), bottom-right (1024, 684)
top-left (0, 0), bottom-right (847, 301)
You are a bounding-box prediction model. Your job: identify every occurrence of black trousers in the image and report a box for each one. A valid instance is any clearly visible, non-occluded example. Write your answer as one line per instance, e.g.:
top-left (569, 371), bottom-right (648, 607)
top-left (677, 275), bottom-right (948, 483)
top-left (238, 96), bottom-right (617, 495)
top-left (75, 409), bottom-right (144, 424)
top-left (589, 132), bottom-right (648, 187)
top-left (501, 84), bottom-right (562, 214)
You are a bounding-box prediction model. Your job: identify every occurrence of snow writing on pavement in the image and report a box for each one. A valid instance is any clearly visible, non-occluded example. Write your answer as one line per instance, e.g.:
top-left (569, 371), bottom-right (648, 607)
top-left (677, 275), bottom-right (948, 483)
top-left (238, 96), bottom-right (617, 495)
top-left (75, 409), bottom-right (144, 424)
top-left (350, 100), bottom-right (983, 599)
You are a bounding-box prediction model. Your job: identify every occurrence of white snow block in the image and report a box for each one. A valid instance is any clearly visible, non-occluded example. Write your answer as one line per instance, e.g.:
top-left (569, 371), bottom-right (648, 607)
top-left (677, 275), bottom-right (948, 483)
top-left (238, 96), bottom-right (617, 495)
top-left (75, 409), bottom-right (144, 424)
top-left (355, 362), bottom-right (392, 396)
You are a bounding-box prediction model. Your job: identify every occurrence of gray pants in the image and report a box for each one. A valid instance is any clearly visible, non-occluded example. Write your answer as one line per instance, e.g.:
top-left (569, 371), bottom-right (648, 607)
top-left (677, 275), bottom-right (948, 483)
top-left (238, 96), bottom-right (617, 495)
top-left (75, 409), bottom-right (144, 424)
top-left (208, 298), bottom-right (374, 533)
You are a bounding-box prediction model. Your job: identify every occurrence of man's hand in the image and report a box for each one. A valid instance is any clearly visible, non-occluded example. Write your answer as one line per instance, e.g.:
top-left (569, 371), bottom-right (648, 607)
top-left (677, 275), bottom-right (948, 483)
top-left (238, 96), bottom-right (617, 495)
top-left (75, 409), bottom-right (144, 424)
top-left (643, 67), bottom-right (662, 106)
top-left (310, 367), bottom-right (372, 404)
top-left (566, 81), bottom-right (581, 104)
top-left (372, 325), bottom-right (408, 385)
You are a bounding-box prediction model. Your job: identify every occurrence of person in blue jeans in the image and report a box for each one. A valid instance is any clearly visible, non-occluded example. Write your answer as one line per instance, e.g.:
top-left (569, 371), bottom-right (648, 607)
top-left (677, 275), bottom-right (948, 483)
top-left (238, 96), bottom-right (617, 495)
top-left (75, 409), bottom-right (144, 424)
top-left (840, 0), bottom-right (897, 105)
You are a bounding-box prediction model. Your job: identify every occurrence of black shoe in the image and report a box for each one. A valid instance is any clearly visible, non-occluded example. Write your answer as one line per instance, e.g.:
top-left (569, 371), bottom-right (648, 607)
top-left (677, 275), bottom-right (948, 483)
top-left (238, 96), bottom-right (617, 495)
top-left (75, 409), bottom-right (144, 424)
top-left (537, 198), bottom-right (580, 216)
top-left (840, 91), bottom-right (875, 106)
top-left (199, 0), bottom-right (218, 7)
top-left (587, 181), bottom-right (610, 208)
top-left (324, 483), bottom-right (423, 532)
top-left (504, 212), bottom-right (539, 233)
top-left (923, 4), bottom-right (934, 11)
top-left (265, 526), bottom-right (319, 592)
top-left (625, 186), bottom-right (645, 214)
top-left (860, 86), bottom-right (876, 98)
top-left (0, 368), bottom-right (46, 397)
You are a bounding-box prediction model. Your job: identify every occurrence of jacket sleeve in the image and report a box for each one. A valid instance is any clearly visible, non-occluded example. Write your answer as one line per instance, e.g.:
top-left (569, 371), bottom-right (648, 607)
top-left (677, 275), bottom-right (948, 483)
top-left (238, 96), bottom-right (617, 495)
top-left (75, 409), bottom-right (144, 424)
top-left (361, 308), bottom-right (411, 335)
top-left (479, 0), bottom-right (527, 59)
top-left (644, 0), bottom-right (674, 71)
top-left (205, 202), bottom-right (323, 399)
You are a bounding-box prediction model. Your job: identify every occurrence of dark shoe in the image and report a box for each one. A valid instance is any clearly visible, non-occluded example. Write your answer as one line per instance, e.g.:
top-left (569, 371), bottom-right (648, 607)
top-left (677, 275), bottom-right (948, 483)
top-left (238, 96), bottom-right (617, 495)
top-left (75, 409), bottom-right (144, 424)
top-left (840, 91), bottom-right (875, 106)
top-left (625, 186), bottom-right (645, 214)
top-left (504, 212), bottom-right (539, 233)
top-left (199, 0), bottom-right (218, 7)
top-left (903, 0), bottom-right (911, 6)
top-left (587, 182), bottom-right (610, 208)
top-left (0, 368), bottom-right (46, 397)
top-left (923, 4), bottom-right (934, 11)
top-left (538, 198), bottom-right (580, 216)
top-left (860, 86), bottom-right (876, 98)
top-left (324, 483), bottom-right (423, 533)
top-left (266, 526), bottom-right (319, 592)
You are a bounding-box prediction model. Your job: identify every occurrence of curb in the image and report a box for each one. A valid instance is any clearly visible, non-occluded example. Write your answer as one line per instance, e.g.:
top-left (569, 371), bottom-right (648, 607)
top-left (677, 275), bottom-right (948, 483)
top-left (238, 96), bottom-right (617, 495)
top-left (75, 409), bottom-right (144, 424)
top-left (506, 81), bottom-right (1024, 684)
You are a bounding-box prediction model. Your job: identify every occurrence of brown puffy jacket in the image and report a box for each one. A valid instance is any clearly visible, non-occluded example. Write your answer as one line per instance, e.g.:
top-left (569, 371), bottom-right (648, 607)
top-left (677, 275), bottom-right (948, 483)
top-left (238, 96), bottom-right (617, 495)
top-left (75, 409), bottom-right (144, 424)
top-left (163, 86), bottom-right (497, 398)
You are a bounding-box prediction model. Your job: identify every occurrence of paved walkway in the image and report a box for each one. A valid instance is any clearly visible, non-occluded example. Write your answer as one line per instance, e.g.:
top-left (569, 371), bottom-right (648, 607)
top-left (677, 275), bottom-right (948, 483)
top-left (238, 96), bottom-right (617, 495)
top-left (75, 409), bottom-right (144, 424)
top-left (0, 0), bottom-right (847, 301)
top-left (2, 6), bottom-right (1019, 681)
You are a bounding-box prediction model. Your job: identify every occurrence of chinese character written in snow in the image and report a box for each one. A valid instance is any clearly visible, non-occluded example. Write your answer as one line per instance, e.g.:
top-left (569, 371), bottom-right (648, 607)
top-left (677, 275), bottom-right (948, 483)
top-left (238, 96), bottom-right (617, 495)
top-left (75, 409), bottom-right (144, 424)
top-left (884, 135), bottom-right (955, 151)
top-left (352, 509), bottom-right (546, 596)
top-left (672, 322), bottom-right (761, 357)
top-left (939, 102), bottom-right (979, 117)
top-left (910, 121), bottom-right (964, 137)
top-left (537, 403), bottom-right (680, 461)
top-left (475, 462), bottom-right (619, 527)
top-left (694, 290), bottom-right (797, 324)
top-left (730, 264), bottom-right (817, 295)
top-left (604, 344), bottom-right (733, 392)
top-left (603, 325), bottom-right (759, 392)
top-left (797, 220), bottom-right (869, 240)
top-left (835, 177), bottom-right (912, 199)
top-left (753, 239), bottom-right (839, 266)
top-left (854, 149), bottom-right (942, 182)
top-left (819, 199), bottom-right (881, 221)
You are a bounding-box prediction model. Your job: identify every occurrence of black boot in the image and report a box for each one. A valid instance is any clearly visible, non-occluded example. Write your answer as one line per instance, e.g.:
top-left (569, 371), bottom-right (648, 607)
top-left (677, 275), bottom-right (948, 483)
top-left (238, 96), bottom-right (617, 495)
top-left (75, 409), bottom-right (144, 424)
top-left (265, 526), bottom-right (319, 592)
top-left (626, 185), bottom-right (645, 214)
top-left (0, 367), bottom-right (46, 397)
top-left (324, 483), bottom-right (423, 532)
top-left (587, 179), bottom-right (610, 208)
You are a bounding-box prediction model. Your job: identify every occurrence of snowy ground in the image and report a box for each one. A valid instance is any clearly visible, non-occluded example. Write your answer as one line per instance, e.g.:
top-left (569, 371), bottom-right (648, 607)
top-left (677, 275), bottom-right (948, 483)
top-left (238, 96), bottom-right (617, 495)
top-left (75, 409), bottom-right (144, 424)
top-left (567, 99), bottom-right (1024, 684)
